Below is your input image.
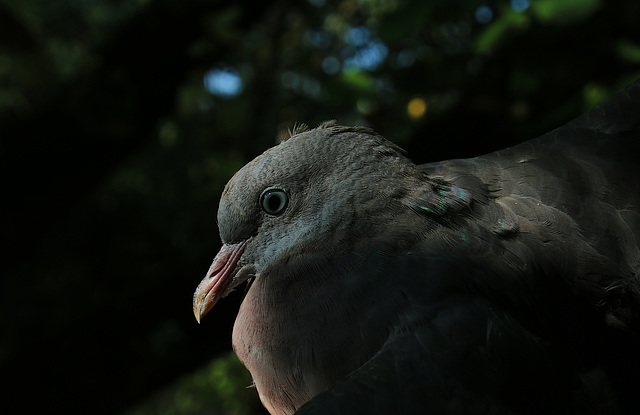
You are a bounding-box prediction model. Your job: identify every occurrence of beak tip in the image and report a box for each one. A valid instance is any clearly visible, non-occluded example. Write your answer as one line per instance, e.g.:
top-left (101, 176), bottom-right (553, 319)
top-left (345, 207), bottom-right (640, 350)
top-left (193, 304), bottom-right (203, 324)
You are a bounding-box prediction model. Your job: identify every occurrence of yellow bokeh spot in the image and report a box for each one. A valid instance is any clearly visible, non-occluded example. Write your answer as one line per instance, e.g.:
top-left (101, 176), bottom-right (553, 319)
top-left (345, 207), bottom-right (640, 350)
top-left (407, 97), bottom-right (427, 119)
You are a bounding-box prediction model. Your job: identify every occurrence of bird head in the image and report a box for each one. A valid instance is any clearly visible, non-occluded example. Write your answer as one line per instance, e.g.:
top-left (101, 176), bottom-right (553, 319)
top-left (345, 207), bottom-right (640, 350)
top-left (192, 121), bottom-right (427, 323)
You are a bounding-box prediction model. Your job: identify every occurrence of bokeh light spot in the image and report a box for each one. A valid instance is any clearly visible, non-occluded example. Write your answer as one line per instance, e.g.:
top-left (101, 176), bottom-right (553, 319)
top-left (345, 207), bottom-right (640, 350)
top-left (407, 97), bottom-right (428, 119)
top-left (302, 78), bottom-right (321, 97)
top-left (322, 56), bottom-right (341, 75)
top-left (343, 40), bottom-right (388, 71)
top-left (475, 5), bottom-right (494, 24)
top-left (203, 68), bottom-right (243, 97)
top-left (281, 71), bottom-right (301, 89)
top-left (356, 98), bottom-right (374, 114)
top-left (511, 0), bottom-right (530, 12)
top-left (344, 26), bottom-right (370, 47)
top-left (395, 49), bottom-right (416, 68)
top-left (303, 29), bottom-right (332, 49)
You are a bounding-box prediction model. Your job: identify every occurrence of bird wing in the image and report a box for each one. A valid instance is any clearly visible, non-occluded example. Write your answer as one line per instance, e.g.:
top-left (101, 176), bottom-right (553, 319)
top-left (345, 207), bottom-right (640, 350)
top-left (295, 291), bottom-right (620, 415)
top-left (295, 81), bottom-right (640, 414)
top-left (416, 80), bottom-right (640, 329)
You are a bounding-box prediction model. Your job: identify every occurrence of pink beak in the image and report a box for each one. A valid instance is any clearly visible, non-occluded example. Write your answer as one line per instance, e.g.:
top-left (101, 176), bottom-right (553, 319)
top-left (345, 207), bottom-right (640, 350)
top-left (193, 241), bottom-right (247, 323)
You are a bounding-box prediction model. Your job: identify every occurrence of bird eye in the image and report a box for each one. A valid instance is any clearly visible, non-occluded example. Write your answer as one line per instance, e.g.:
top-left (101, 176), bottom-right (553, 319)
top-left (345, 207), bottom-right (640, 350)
top-left (260, 188), bottom-right (288, 215)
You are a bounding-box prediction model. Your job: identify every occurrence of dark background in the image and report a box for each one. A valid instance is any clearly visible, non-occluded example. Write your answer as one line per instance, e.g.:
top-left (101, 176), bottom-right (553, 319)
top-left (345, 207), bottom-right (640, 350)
top-left (1, 0), bottom-right (639, 413)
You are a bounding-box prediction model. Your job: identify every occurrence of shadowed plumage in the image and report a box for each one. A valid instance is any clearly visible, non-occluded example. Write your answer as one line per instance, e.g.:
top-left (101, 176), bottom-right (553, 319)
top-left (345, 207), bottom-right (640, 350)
top-left (193, 81), bottom-right (640, 414)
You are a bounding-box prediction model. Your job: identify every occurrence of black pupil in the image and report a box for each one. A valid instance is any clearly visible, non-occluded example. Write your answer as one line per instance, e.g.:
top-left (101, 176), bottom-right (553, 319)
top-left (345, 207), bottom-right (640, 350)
top-left (267, 193), bottom-right (281, 211)
top-left (264, 191), bottom-right (286, 214)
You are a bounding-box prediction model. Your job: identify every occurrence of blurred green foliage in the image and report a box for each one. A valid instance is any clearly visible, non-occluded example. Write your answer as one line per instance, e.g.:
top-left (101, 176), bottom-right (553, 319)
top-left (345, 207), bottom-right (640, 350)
top-left (125, 352), bottom-right (265, 415)
top-left (531, 0), bottom-right (601, 25)
top-left (1, 0), bottom-right (639, 414)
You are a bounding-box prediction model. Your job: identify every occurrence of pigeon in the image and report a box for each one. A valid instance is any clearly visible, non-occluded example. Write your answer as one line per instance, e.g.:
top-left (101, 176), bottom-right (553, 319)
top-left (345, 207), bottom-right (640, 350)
top-left (193, 80), bottom-right (640, 415)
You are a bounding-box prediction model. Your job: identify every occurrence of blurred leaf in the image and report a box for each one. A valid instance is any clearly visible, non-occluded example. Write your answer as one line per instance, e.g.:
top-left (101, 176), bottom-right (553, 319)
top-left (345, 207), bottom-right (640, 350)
top-left (124, 352), bottom-right (265, 415)
top-left (582, 81), bottom-right (610, 110)
top-left (340, 68), bottom-right (374, 91)
top-left (531, 0), bottom-right (602, 25)
top-left (475, 9), bottom-right (530, 52)
top-left (617, 39), bottom-right (640, 64)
